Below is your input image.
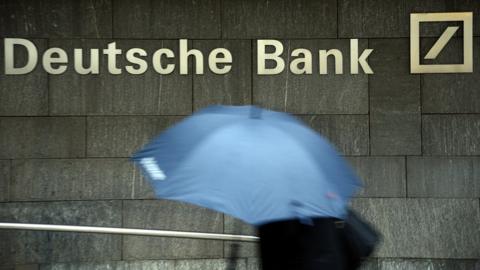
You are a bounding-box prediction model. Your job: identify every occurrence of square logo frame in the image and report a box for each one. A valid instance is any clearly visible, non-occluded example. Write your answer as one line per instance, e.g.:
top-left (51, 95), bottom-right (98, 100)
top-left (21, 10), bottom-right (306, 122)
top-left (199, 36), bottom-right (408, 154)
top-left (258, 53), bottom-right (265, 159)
top-left (410, 12), bottom-right (473, 74)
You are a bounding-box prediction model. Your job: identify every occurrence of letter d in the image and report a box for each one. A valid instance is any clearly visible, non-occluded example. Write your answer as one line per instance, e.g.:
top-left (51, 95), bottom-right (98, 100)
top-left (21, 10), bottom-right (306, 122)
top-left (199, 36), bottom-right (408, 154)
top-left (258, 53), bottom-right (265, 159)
top-left (4, 38), bottom-right (38, 75)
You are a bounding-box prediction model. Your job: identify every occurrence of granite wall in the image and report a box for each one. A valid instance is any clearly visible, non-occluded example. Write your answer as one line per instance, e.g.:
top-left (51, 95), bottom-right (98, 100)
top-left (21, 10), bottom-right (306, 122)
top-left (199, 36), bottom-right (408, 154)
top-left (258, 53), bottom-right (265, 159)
top-left (0, 0), bottom-right (479, 269)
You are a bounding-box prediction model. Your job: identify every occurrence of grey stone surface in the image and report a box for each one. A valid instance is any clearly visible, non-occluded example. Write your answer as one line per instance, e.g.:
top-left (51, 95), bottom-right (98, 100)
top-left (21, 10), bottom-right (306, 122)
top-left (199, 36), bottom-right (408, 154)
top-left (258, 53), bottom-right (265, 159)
top-left (423, 115), bottom-right (480, 155)
top-left (347, 157), bottom-right (406, 197)
top-left (377, 258), bottom-right (478, 270)
top-left (0, 201), bottom-right (122, 265)
top-left (422, 38), bottom-right (480, 113)
top-left (87, 116), bottom-right (182, 157)
top-left (359, 260), bottom-right (379, 270)
top-left (10, 159), bottom-right (153, 201)
top-left (453, 0), bottom-right (480, 37)
top-left (339, 0), bottom-right (410, 38)
top-left (369, 39), bottom-right (421, 155)
top-left (39, 259), bottom-right (248, 270)
top-left (0, 0), bottom-right (112, 38)
top-left (253, 39), bottom-right (369, 114)
top-left (0, 39), bottom-right (48, 116)
top-left (370, 112), bottom-right (421, 156)
top-left (299, 115), bottom-right (369, 155)
top-left (224, 216), bottom-right (257, 237)
top-left (224, 216), bottom-right (258, 258)
top-left (123, 200), bottom-right (223, 259)
top-left (339, 0), bottom-right (480, 38)
top-left (351, 198), bottom-right (480, 258)
top-left (0, 264), bottom-right (38, 270)
top-left (192, 40), bottom-right (252, 111)
top-left (175, 259), bottom-right (246, 270)
top-left (0, 160), bottom-right (10, 202)
top-left (224, 242), bottom-right (259, 260)
top-left (222, 0), bottom-right (337, 38)
top-left (40, 260), bottom-right (174, 270)
top-left (407, 157), bottom-right (480, 198)
top-left (246, 258), bottom-right (260, 270)
top-left (49, 39), bottom-right (192, 115)
top-left (19, 266), bottom-right (39, 270)
top-left (369, 36), bottom-right (418, 82)
top-left (113, 0), bottom-right (220, 39)
top-left (0, 117), bottom-right (85, 159)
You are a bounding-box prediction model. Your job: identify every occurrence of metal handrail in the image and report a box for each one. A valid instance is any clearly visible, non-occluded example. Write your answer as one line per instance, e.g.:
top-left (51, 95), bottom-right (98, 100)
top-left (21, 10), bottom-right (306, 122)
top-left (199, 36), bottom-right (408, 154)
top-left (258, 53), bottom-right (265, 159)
top-left (0, 222), bottom-right (259, 242)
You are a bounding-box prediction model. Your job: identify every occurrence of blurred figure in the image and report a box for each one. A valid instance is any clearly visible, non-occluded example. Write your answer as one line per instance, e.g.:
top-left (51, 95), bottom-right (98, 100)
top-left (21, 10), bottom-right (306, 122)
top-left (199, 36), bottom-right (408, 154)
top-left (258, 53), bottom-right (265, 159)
top-left (259, 217), bottom-right (348, 270)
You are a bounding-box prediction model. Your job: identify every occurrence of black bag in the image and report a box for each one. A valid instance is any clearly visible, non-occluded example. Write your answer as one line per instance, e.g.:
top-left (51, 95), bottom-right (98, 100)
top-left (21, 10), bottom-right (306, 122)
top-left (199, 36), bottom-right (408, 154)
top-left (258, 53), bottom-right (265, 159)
top-left (336, 209), bottom-right (381, 269)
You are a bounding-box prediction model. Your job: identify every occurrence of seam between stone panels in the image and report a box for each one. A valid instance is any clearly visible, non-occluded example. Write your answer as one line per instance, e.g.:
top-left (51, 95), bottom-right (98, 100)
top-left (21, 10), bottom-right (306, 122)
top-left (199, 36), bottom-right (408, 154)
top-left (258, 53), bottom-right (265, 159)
top-left (8, 159), bottom-right (12, 202)
top-left (1, 157), bottom-right (131, 161)
top-left (220, 0), bottom-right (223, 39)
top-left (336, 0), bottom-right (339, 39)
top-left (292, 113), bottom-right (370, 116)
top-left (9, 155), bottom-right (452, 159)
top-left (84, 117), bottom-right (88, 158)
top-left (421, 113), bottom-right (480, 115)
top-left (0, 156), bottom-right (130, 160)
top-left (46, 114), bottom-right (191, 117)
top-left (6, 35), bottom-right (480, 40)
top-left (222, 214), bottom-right (225, 258)
top-left (367, 38), bottom-right (371, 156)
top-left (0, 199), bottom-right (162, 204)
top-left (4, 37), bottom-right (258, 41)
top-left (404, 195), bottom-right (480, 199)
top-left (0, 115), bottom-right (105, 118)
top-left (250, 39), bottom-right (254, 105)
top-left (419, 74), bottom-right (423, 156)
top-left (420, 154), bottom-right (480, 157)
top-left (0, 114), bottom-right (377, 117)
top-left (47, 38), bottom-right (50, 116)
top-left (374, 257), bottom-right (476, 260)
top-left (404, 156), bottom-right (408, 198)
top-left (478, 199), bottom-right (480, 221)
top-left (191, 41), bottom-right (195, 113)
top-left (354, 195), bottom-right (408, 199)
top-left (111, 0), bottom-right (114, 38)
top-left (340, 155), bottom-right (411, 158)
top-left (121, 199), bottom-right (124, 260)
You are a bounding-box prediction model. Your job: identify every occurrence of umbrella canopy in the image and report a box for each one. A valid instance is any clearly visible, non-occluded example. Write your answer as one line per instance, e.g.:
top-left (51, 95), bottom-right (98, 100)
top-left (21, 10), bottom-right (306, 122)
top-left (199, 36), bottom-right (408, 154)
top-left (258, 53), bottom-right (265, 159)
top-left (132, 105), bottom-right (362, 226)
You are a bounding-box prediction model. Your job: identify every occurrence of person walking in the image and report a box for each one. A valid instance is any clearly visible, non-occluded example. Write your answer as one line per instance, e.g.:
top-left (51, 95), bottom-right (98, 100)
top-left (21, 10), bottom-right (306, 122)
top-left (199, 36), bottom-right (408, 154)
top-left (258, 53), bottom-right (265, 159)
top-left (132, 105), bottom-right (369, 269)
top-left (259, 216), bottom-right (348, 270)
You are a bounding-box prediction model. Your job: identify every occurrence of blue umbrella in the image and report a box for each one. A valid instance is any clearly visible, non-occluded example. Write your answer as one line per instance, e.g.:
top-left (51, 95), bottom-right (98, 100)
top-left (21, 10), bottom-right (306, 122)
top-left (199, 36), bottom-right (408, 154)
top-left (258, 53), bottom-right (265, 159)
top-left (132, 105), bottom-right (362, 226)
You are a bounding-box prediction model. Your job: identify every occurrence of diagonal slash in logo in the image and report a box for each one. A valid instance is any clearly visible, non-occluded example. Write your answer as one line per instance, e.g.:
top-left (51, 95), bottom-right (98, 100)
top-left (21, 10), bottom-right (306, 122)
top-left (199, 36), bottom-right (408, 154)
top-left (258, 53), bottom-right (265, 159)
top-left (424, 26), bottom-right (459, 60)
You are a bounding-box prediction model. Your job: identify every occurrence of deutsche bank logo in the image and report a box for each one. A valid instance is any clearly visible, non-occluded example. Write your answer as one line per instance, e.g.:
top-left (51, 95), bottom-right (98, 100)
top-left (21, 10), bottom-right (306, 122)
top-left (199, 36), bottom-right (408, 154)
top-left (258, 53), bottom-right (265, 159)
top-left (410, 12), bottom-right (473, 73)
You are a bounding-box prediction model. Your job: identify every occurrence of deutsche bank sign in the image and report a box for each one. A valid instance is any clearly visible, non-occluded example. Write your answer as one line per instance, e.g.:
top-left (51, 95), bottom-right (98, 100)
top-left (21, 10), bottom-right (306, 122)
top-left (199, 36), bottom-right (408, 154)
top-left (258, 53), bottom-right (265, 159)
top-left (410, 12), bottom-right (473, 74)
top-left (1, 12), bottom-right (474, 76)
